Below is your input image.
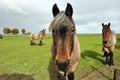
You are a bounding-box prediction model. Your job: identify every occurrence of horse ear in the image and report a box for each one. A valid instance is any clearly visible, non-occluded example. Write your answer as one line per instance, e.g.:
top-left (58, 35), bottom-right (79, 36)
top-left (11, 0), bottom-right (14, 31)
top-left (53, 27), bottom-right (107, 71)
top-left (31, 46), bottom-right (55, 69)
top-left (108, 23), bottom-right (110, 26)
top-left (102, 23), bottom-right (104, 27)
top-left (52, 4), bottom-right (60, 17)
top-left (65, 3), bottom-right (73, 17)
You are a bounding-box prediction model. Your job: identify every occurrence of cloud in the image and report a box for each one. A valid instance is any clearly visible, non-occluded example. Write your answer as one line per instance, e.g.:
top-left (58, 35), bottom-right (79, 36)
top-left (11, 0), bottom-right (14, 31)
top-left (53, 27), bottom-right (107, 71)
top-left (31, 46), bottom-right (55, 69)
top-left (76, 22), bottom-right (102, 34)
top-left (0, 0), bottom-right (29, 15)
top-left (0, 0), bottom-right (120, 34)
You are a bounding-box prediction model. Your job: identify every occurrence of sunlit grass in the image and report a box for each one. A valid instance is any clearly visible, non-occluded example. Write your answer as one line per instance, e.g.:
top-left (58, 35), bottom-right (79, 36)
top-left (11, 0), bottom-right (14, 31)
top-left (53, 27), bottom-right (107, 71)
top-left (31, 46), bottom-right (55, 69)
top-left (0, 34), bottom-right (120, 80)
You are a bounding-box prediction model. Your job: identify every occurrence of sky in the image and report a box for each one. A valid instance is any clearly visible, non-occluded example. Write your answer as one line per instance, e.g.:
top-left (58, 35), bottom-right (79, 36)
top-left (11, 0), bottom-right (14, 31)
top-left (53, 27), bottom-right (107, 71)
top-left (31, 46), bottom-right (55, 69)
top-left (0, 0), bottom-right (120, 34)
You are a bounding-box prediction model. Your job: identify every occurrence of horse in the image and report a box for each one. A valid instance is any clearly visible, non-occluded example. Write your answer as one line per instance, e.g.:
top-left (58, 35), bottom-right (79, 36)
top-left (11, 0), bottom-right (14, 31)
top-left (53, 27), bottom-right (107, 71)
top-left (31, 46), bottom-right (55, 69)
top-left (102, 23), bottom-right (116, 66)
top-left (49, 3), bottom-right (80, 80)
top-left (30, 29), bottom-right (46, 46)
top-left (0, 34), bottom-right (3, 39)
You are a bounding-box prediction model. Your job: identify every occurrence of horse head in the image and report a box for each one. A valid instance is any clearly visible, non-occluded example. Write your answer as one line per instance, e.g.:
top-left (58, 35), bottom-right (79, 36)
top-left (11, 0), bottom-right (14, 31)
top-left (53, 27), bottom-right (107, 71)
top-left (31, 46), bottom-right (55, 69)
top-left (102, 23), bottom-right (111, 44)
top-left (42, 29), bottom-right (46, 36)
top-left (49, 3), bottom-right (76, 79)
top-left (39, 29), bottom-right (46, 36)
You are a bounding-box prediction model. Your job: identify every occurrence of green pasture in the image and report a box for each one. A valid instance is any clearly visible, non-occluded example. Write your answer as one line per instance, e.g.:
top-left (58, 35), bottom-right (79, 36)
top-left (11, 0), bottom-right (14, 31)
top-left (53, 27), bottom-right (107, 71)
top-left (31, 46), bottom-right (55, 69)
top-left (0, 34), bottom-right (120, 80)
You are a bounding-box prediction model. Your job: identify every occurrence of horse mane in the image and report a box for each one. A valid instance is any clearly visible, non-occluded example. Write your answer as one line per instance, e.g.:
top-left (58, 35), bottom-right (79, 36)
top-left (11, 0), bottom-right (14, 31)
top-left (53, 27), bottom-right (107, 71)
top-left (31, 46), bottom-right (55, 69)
top-left (49, 11), bottom-right (68, 32)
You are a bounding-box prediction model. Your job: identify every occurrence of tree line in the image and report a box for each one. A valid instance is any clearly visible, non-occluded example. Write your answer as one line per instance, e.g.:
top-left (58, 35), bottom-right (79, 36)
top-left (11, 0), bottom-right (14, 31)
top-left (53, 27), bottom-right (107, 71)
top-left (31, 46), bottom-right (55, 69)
top-left (3, 27), bottom-right (26, 35)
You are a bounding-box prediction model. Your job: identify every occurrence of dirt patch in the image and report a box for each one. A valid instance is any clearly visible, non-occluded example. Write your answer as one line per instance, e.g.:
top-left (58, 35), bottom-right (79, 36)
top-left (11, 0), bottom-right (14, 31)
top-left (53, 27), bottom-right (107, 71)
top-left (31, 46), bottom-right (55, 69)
top-left (0, 74), bottom-right (34, 80)
top-left (79, 66), bottom-right (115, 80)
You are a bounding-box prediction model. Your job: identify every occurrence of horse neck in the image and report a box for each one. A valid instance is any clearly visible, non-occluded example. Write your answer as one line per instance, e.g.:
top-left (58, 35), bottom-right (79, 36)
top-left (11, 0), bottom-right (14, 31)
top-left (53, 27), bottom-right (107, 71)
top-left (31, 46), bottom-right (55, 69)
top-left (42, 32), bottom-right (45, 36)
top-left (107, 30), bottom-right (116, 47)
top-left (37, 32), bottom-right (41, 37)
top-left (39, 32), bottom-right (45, 39)
top-left (108, 30), bottom-right (113, 41)
top-left (72, 34), bottom-right (80, 56)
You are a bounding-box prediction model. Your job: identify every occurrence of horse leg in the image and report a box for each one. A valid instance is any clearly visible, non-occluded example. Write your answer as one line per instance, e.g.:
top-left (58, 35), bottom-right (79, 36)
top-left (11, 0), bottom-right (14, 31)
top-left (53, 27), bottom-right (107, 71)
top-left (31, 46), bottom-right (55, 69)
top-left (67, 60), bottom-right (79, 80)
top-left (30, 39), bottom-right (35, 45)
top-left (104, 51), bottom-right (109, 65)
top-left (57, 72), bottom-right (66, 80)
top-left (103, 50), bottom-right (107, 57)
top-left (68, 72), bottom-right (74, 80)
top-left (109, 51), bottom-right (114, 66)
top-left (39, 40), bottom-right (42, 46)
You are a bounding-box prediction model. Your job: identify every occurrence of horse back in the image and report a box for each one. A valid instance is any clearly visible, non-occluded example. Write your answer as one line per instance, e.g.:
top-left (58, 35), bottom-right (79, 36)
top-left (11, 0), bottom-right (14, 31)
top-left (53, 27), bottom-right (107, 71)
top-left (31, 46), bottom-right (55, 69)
top-left (30, 33), bottom-right (39, 40)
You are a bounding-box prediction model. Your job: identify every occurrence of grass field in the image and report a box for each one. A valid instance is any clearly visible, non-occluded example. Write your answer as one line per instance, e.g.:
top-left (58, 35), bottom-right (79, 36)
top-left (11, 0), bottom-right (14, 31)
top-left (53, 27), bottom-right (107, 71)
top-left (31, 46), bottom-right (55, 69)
top-left (0, 34), bottom-right (120, 80)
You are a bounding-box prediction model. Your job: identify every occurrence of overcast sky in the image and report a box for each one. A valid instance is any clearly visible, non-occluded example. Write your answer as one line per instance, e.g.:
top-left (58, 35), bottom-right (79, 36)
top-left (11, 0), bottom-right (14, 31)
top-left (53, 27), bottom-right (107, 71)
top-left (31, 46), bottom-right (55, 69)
top-left (0, 0), bottom-right (120, 34)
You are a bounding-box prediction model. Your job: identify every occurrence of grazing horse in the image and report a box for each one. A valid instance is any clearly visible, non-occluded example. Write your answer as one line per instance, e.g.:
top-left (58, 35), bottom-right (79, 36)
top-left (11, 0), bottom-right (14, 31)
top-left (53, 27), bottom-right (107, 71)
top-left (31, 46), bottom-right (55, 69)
top-left (30, 29), bottom-right (46, 46)
top-left (102, 23), bottom-right (116, 66)
top-left (49, 3), bottom-right (80, 80)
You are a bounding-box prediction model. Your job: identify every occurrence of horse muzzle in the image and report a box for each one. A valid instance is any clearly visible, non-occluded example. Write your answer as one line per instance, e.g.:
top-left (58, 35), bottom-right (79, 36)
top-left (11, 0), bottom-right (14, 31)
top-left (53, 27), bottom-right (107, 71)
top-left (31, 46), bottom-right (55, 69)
top-left (55, 59), bottom-right (70, 72)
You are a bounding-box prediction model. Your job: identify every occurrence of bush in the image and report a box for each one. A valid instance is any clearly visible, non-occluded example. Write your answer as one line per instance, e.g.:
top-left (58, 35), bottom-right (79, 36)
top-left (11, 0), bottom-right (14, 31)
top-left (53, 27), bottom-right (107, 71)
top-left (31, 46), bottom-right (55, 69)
top-left (21, 29), bottom-right (26, 35)
top-left (12, 28), bottom-right (19, 35)
top-left (3, 27), bottom-right (11, 34)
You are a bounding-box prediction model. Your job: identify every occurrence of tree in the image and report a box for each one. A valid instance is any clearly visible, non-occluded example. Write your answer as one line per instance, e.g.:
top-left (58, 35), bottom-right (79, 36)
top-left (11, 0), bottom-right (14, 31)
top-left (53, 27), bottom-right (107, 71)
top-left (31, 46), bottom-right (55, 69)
top-left (21, 29), bottom-right (26, 34)
top-left (12, 28), bottom-right (19, 35)
top-left (3, 27), bottom-right (11, 34)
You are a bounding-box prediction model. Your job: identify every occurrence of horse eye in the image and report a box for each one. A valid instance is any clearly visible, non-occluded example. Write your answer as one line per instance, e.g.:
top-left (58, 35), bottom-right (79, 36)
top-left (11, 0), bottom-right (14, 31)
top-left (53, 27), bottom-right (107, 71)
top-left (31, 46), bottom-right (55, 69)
top-left (52, 30), bottom-right (56, 36)
top-left (52, 30), bottom-right (55, 33)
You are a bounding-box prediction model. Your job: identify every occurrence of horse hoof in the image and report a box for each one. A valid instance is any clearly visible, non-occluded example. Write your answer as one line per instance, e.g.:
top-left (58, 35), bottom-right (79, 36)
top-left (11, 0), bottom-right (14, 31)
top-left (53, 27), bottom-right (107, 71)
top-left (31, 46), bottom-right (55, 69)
top-left (104, 62), bottom-right (108, 65)
top-left (30, 43), bottom-right (33, 46)
top-left (30, 43), bottom-right (35, 46)
top-left (104, 61), bottom-right (109, 65)
top-left (57, 75), bottom-right (65, 80)
top-left (39, 44), bottom-right (42, 46)
top-left (109, 62), bottom-right (114, 66)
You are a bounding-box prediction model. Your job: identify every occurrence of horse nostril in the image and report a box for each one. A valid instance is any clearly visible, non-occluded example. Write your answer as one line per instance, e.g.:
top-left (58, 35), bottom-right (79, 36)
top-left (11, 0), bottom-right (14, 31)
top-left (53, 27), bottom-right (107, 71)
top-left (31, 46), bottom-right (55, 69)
top-left (55, 59), bottom-right (70, 71)
top-left (103, 41), bottom-right (107, 44)
top-left (65, 59), bottom-right (70, 66)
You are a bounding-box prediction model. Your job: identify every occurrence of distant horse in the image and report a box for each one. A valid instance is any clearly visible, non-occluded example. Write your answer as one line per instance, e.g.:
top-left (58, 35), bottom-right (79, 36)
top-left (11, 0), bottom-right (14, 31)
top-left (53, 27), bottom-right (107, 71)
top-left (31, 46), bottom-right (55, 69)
top-left (102, 23), bottom-right (116, 66)
top-left (49, 3), bottom-right (80, 80)
top-left (0, 34), bottom-right (3, 39)
top-left (30, 29), bottom-right (46, 46)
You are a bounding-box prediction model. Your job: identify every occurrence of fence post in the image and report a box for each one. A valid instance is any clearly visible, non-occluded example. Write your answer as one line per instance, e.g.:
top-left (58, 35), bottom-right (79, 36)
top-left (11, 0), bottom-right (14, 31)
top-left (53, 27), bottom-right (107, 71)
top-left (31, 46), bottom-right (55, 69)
top-left (114, 69), bottom-right (120, 80)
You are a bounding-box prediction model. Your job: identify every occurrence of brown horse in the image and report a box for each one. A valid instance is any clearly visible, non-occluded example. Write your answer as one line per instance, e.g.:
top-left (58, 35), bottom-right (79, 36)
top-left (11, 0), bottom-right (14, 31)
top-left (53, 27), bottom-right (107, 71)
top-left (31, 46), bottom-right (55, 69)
top-left (49, 3), bottom-right (80, 80)
top-left (30, 29), bottom-right (46, 46)
top-left (102, 23), bottom-right (116, 66)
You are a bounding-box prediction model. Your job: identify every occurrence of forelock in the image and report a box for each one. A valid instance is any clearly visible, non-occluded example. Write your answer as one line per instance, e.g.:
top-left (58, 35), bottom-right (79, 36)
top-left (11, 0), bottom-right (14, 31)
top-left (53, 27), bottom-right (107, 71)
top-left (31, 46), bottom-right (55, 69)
top-left (49, 11), bottom-right (67, 32)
